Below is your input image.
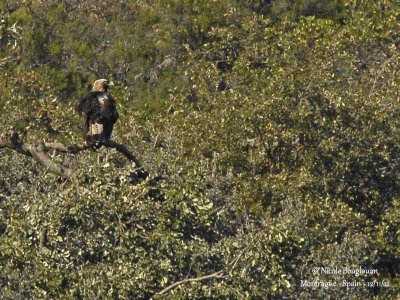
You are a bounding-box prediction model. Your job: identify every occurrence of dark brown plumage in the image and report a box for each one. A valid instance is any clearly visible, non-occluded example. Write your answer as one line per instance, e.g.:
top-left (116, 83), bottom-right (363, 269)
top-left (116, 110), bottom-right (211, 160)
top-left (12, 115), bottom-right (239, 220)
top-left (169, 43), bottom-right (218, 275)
top-left (76, 79), bottom-right (119, 148)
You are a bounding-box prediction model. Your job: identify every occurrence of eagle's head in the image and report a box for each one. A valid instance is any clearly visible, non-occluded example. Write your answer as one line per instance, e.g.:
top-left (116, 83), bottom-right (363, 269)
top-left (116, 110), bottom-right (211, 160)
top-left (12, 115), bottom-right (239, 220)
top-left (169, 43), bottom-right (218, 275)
top-left (91, 79), bottom-right (114, 93)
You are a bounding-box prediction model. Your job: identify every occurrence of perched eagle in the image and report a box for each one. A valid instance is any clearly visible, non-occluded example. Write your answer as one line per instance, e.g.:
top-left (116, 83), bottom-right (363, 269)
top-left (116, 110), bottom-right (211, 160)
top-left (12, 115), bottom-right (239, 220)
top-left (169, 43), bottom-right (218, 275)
top-left (76, 79), bottom-right (119, 148)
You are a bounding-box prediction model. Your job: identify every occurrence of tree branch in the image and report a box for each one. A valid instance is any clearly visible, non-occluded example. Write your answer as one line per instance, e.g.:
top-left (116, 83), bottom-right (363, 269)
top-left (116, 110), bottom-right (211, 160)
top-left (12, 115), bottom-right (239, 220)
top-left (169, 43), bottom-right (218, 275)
top-left (152, 246), bottom-right (250, 298)
top-left (0, 129), bottom-right (142, 179)
top-left (0, 129), bottom-right (76, 178)
top-left (153, 270), bottom-right (224, 298)
top-left (41, 141), bottom-right (90, 153)
top-left (103, 140), bottom-right (142, 167)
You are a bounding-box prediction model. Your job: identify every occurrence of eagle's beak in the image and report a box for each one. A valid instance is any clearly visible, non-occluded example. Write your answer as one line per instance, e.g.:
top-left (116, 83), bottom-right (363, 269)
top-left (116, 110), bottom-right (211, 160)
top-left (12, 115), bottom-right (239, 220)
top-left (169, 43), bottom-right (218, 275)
top-left (108, 81), bottom-right (115, 87)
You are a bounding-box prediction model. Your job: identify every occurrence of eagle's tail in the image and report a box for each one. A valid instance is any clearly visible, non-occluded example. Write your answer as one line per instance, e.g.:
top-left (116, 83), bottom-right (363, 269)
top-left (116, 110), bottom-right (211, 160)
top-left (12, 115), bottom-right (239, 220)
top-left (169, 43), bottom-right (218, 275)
top-left (87, 122), bottom-right (105, 149)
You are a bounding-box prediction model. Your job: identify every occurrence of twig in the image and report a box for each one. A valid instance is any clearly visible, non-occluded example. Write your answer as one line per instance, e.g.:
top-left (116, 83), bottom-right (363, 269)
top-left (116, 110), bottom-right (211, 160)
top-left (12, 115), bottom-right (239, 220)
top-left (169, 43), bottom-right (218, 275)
top-left (0, 55), bottom-right (21, 66)
top-left (368, 55), bottom-right (396, 99)
top-left (152, 245), bottom-right (250, 298)
top-left (226, 246), bottom-right (248, 276)
top-left (153, 270), bottom-right (225, 298)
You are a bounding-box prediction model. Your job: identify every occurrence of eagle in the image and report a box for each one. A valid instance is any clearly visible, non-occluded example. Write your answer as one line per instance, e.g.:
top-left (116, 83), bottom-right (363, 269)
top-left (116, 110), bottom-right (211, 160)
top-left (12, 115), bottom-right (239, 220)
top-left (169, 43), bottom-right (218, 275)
top-left (76, 79), bottom-right (119, 148)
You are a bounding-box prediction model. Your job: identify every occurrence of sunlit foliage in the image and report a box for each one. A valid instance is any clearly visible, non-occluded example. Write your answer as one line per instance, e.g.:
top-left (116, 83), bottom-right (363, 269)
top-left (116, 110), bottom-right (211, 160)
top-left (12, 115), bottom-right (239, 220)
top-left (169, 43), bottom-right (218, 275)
top-left (1, 0), bottom-right (400, 298)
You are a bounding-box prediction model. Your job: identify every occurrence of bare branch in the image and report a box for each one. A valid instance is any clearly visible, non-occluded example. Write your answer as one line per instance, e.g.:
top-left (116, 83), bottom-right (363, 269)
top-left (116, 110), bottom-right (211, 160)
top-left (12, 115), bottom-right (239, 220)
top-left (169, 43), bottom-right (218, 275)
top-left (152, 246), bottom-right (250, 298)
top-left (29, 144), bottom-right (76, 178)
top-left (103, 140), bottom-right (142, 167)
top-left (0, 129), bottom-right (142, 178)
top-left (153, 270), bottom-right (224, 298)
top-left (42, 141), bottom-right (92, 153)
top-left (368, 55), bottom-right (397, 99)
top-left (42, 140), bottom-right (141, 167)
top-left (0, 129), bottom-right (76, 178)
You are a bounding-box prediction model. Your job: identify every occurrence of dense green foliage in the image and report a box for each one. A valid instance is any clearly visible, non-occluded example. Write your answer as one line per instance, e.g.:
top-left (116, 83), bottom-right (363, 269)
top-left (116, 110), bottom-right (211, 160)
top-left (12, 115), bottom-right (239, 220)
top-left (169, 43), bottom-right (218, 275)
top-left (1, 0), bottom-right (400, 298)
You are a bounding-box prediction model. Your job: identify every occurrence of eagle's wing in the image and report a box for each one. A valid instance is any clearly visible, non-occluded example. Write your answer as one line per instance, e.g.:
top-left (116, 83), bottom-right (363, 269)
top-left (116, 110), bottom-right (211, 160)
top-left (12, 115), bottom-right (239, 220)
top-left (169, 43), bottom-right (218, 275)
top-left (102, 93), bottom-right (119, 141)
top-left (77, 93), bottom-right (103, 143)
top-left (107, 94), bottom-right (119, 122)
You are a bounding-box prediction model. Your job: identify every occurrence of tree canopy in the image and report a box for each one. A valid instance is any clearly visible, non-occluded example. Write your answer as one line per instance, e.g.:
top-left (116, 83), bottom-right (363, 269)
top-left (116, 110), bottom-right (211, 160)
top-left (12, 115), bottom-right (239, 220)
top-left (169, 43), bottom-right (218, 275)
top-left (1, 0), bottom-right (400, 298)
